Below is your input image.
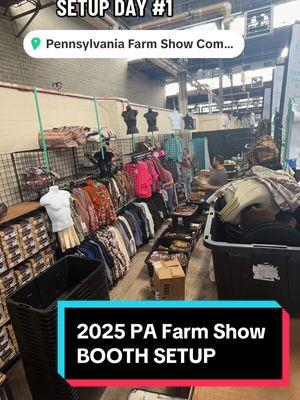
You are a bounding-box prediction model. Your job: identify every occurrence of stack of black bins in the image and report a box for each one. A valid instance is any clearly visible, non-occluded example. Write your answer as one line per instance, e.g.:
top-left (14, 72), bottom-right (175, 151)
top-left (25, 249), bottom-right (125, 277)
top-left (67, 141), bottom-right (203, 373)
top-left (203, 203), bottom-right (300, 317)
top-left (6, 256), bottom-right (109, 400)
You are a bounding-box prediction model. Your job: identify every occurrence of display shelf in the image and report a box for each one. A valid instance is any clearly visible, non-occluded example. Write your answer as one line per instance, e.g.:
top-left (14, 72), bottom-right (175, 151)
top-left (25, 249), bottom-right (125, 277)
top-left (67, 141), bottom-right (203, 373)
top-left (0, 203), bottom-right (54, 373)
top-left (0, 240), bottom-right (54, 370)
top-left (0, 202), bottom-right (41, 225)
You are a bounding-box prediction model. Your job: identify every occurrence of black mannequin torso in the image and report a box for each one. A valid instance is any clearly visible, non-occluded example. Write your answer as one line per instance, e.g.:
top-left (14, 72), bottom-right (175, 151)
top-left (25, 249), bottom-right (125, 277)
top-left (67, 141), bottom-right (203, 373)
top-left (183, 113), bottom-right (195, 130)
top-left (144, 107), bottom-right (158, 132)
top-left (122, 105), bottom-right (139, 135)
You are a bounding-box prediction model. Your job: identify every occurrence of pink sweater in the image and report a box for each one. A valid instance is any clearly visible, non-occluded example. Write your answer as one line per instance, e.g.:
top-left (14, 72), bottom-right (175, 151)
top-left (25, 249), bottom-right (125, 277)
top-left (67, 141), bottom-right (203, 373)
top-left (145, 159), bottom-right (159, 191)
top-left (124, 161), bottom-right (152, 198)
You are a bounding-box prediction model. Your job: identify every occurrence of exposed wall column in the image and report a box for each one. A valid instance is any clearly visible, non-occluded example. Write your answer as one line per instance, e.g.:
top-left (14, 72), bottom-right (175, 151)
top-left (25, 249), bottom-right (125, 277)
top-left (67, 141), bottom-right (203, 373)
top-left (178, 71), bottom-right (188, 115)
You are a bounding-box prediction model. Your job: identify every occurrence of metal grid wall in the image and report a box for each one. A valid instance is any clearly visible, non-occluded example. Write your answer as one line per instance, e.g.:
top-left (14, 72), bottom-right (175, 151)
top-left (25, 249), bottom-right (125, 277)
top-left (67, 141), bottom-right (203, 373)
top-left (12, 148), bottom-right (78, 202)
top-left (0, 154), bottom-right (22, 206)
top-left (0, 131), bottom-right (192, 206)
top-left (74, 142), bottom-right (102, 177)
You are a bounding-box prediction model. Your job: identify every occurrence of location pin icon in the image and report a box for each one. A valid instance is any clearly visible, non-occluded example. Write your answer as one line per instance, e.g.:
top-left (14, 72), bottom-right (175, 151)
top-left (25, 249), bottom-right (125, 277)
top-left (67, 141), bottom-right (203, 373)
top-left (31, 37), bottom-right (41, 50)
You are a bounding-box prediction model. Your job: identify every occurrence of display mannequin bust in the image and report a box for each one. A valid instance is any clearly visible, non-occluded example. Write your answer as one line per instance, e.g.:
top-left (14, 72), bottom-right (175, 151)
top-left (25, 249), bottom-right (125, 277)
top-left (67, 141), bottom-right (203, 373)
top-left (144, 107), bottom-right (158, 132)
top-left (169, 110), bottom-right (182, 130)
top-left (40, 186), bottom-right (73, 232)
top-left (94, 143), bottom-right (114, 177)
top-left (122, 105), bottom-right (139, 135)
top-left (183, 113), bottom-right (195, 130)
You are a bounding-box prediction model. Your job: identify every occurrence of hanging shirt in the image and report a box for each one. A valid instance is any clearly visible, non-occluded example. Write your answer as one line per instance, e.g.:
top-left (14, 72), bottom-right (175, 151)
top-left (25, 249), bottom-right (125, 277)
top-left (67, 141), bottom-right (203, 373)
top-left (205, 167), bottom-right (228, 200)
top-left (169, 110), bottom-right (182, 130)
top-left (118, 216), bottom-right (137, 256)
top-left (133, 202), bottom-right (150, 239)
top-left (123, 210), bottom-right (143, 247)
top-left (163, 169), bottom-right (174, 189)
top-left (138, 202), bottom-right (155, 237)
top-left (109, 226), bottom-right (130, 269)
top-left (145, 159), bottom-right (159, 191)
top-left (72, 190), bottom-right (90, 234)
top-left (164, 136), bottom-right (184, 162)
top-left (87, 180), bottom-right (116, 226)
top-left (96, 228), bottom-right (127, 280)
top-left (114, 220), bottom-right (134, 258)
top-left (151, 157), bottom-right (168, 183)
top-left (124, 161), bottom-right (152, 198)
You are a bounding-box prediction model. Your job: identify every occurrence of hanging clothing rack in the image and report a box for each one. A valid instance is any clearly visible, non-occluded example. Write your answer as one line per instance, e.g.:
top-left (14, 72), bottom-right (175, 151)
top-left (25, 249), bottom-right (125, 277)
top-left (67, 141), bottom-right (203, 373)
top-left (131, 150), bottom-right (153, 162)
top-left (116, 197), bottom-right (138, 216)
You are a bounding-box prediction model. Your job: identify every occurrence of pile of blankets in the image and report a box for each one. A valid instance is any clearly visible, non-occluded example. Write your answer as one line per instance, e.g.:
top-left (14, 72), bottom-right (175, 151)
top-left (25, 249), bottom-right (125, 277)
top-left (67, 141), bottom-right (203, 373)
top-left (207, 166), bottom-right (300, 225)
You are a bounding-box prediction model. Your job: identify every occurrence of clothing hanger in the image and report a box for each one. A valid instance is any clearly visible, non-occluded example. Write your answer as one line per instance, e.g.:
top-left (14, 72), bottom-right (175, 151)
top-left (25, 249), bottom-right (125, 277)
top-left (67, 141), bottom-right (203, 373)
top-left (70, 177), bottom-right (91, 190)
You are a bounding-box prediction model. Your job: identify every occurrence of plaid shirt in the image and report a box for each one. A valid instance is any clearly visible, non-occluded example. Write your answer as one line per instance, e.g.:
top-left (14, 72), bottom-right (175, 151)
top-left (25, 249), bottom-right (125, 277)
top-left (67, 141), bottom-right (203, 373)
top-left (164, 137), bottom-right (184, 162)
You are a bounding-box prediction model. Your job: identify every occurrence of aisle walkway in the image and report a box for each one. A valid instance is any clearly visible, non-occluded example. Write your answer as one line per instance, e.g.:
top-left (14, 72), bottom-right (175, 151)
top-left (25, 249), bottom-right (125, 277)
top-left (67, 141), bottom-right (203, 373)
top-left (110, 225), bottom-right (216, 301)
top-left (198, 318), bottom-right (300, 400)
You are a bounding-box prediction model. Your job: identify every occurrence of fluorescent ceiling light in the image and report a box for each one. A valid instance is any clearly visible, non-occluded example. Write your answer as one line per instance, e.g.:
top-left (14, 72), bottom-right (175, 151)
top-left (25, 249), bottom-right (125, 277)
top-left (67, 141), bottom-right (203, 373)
top-left (280, 47), bottom-right (289, 58)
top-left (127, 57), bottom-right (143, 61)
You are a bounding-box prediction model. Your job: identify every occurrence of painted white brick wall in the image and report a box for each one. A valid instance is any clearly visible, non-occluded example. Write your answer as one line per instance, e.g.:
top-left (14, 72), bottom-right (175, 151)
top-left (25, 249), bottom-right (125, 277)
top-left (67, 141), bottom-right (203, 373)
top-left (0, 6), bottom-right (166, 106)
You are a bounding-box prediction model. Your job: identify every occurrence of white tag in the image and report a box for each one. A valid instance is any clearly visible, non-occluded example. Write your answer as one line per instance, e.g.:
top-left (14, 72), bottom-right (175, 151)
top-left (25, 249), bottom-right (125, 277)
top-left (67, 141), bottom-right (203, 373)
top-left (153, 261), bottom-right (162, 269)
top-left (253, 263), bottom-right (280, 282)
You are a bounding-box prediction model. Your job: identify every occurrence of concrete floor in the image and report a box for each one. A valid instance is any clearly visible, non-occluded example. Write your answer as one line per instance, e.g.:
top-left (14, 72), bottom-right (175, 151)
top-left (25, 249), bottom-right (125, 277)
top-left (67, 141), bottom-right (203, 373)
top-left (6, 228), bottom-right (300, 400)
top-left (110, 225), bottom-right (216, 301)
top-left (197, 317), bottom-right (300, 400)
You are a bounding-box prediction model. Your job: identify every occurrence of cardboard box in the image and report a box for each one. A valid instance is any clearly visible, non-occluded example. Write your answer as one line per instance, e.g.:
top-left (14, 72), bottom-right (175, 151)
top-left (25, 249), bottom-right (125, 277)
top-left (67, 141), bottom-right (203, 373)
top-left (15, 263), bottom-right (34, 287)
top-left (22, 237), bottom-right (37, 248)
top-left (0, 250), bottom-right (7, 274)
top-left (152, 259), bottom-right (185, 300)
top-left (1, 236), bottom-right (20, 250)
top-left (0, 343), bottom-right (16, 368)
top-left (29, 252), bottom-right (43, 265)
top-left (28, 213), bottom-right (44, 227)
top-left (37, 237), bottom-right (50, 249)
top-left (29, 257), bottom-right (46, 276)
top-left (0, 327), bottom-right (10, 348)
top-left (35, 224), bottom-right (48, 235)
top-left (16, 271), bottom-right (33, 287)
top-left (6, 252), bottom-right (25, 268)
top-left (15, 219), bottom-right (33, 231)
top-left (19, 229), bottom-right (35, 242)
top-left (0, 226), bottom-right (18, 242)
top-left (35, 230), bottom-right (49, 241)
top-left (0, 297), bottom-right (9, 320)
top-left (0, 264), bottom-right (7, 275)
top-left (4, 245), bottom-right (25, 268)
top-left (35, 230), bottom-right (50, 250)
top-left (0, 269), bottom-right (17, 295)
top-left (22, 241), bottom-right (39, 258)
top-left (6, 325), bottom-right (19, 353)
